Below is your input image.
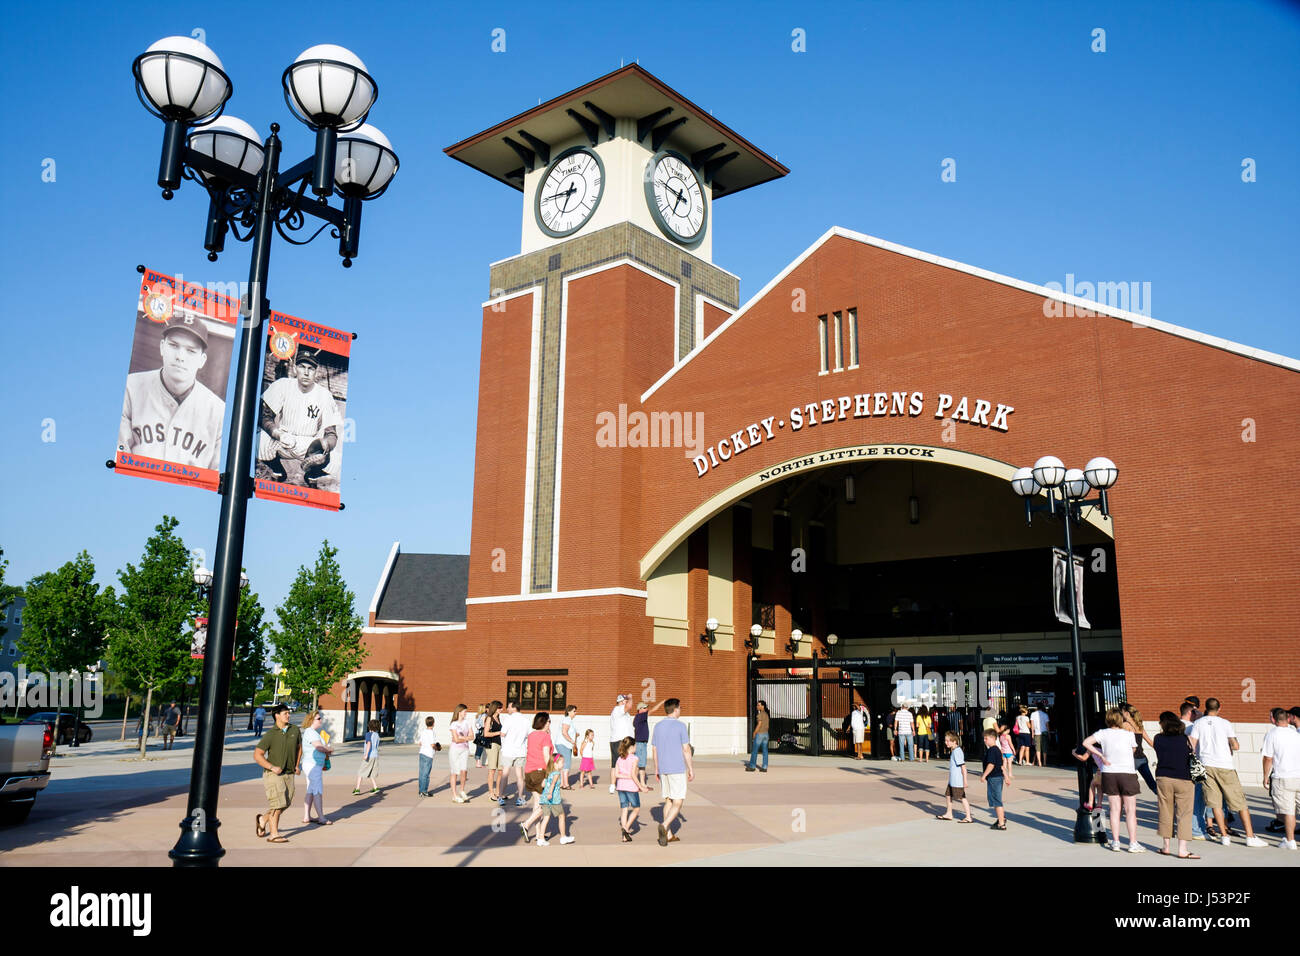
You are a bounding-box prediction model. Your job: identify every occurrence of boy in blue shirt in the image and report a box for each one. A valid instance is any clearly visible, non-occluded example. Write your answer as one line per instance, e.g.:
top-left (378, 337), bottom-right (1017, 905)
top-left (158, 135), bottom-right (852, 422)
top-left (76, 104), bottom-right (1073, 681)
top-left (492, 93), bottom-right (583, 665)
top-left (981, 728), bottom-right (1008, 830)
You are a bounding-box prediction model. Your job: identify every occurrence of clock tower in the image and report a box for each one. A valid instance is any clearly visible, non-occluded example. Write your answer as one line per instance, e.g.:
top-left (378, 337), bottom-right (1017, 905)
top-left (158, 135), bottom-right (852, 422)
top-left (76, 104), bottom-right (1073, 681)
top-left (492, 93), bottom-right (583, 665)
top-left (445, 65), bottom-right (786, 652)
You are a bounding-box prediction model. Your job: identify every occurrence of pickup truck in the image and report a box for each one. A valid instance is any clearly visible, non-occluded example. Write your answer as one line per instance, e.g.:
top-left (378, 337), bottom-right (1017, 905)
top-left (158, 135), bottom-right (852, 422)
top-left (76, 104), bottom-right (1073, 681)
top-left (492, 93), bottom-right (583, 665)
top-left (0, 720), bottom-right (53, 824)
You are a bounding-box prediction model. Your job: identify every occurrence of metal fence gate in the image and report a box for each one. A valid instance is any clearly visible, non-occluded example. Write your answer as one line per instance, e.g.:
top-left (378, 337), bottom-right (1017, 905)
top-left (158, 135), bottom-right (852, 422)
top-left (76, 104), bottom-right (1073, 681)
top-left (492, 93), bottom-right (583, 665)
top-left (754, 679), bottom-right (810, 753)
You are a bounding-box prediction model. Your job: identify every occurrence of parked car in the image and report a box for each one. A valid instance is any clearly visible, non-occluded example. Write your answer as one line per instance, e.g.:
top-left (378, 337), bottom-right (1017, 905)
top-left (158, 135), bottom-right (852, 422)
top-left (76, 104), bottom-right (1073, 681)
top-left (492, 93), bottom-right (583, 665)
top-left (21, 712), bottom-right (93, 745)
top-left (0, 722), bottom-right (53, 824)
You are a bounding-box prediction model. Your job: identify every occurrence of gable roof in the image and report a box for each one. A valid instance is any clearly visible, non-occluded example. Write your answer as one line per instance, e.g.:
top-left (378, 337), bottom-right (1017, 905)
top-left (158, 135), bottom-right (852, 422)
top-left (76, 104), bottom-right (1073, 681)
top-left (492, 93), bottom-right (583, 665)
top-left (370, 547), bottom-right (468, 624)
top-left (642, 226), bottom-right (1299, 402)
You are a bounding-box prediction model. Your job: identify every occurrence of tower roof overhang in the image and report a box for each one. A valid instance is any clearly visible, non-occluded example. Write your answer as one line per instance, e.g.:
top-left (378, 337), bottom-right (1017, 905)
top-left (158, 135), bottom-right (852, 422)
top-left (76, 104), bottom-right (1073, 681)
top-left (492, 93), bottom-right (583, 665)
top-left (444, 64), bottom-right (788, 198)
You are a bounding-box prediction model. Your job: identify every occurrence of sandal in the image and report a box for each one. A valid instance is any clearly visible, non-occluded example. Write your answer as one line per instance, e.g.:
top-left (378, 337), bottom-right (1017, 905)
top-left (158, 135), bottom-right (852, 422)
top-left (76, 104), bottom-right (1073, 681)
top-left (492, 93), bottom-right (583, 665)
top-left (1177, 852), bottom-right (1200, 860)
top-left (958, 818), bottom-right (975, 823)
top-left (310, 819), bottom-right (334, 825)
top-left (935, 814), bottom-right (954, 820)
top-left (267, 836), bottom-right (289, 843)
top-left (255, 814), bottom-right (267, 838)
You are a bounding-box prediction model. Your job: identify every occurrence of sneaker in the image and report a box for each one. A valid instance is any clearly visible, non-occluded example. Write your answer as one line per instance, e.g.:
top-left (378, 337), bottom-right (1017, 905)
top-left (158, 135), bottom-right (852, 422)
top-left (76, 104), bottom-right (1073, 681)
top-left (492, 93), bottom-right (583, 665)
top-left (609, 784), bottom-right (616, 793)
top-left (658, 824), bottom-right (668, 846)
top-left (1244, 836), bottom-right (1267, 848)
top-left (536, 838), bottom-right (549, 846)
top-left (352, 788), bottom-right (362, 795)
top-left (759, 767), bottom-right (767, 773)
top-left (515, 799), bottom-right (526, 808)
top-left (745, 766), bottom-right (755, 772)
top-left (497, 797), bottom-right (506, 806)
top-left (1220, 835), bottom-right (1232, 846)
top-left (1191, 834), bottom-right (1207, 841)
top-left (1128, 842), bottom-right (1146, 853)
top-left (518, 823), bottom-right (530, 843)
top-left (1280, 840), bottom-right (1298, 850)
top-left (559, 835), bottom-right (575, 845)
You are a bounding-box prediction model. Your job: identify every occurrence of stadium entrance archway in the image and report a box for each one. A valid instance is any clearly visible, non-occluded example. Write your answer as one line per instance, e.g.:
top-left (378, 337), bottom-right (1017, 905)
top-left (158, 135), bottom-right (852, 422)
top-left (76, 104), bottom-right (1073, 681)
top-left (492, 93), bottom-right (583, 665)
top-left (642, 446), bottom-right (1123, 760)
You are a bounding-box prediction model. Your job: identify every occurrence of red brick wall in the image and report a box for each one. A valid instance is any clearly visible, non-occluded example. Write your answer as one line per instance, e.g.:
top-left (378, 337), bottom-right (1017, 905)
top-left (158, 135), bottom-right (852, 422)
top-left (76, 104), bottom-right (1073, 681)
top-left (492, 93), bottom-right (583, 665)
top-left (637, 234), bottom-right (1300, 721)
top-left (702, 301), bottom-right (731, 339)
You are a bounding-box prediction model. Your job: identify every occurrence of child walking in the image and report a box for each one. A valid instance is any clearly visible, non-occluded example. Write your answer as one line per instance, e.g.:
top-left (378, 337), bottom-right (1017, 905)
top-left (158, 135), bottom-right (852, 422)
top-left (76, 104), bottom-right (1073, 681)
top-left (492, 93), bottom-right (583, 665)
top-left (578, 728), bottom-right (596, 788)
top-left (353, 718), bottom-right (381, 795)
top-left (535, 753), bottom-right (574, 846)
top-left (935, 731), bottom-right (972, 822)
top-left (614, 735), bottom-right (650, 841)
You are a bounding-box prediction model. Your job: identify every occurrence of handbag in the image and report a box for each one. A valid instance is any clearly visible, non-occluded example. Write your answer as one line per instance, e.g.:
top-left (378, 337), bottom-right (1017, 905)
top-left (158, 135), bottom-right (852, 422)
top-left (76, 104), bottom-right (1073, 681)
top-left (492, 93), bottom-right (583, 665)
top-left (1186, 739), bottom-right (1207, 782)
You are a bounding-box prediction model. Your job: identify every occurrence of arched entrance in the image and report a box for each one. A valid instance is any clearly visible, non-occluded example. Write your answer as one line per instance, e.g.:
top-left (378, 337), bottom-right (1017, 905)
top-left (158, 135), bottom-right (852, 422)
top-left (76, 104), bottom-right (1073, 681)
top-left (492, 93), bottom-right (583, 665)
top-left (641, 443), bottom-right (1122, 761)
top-left (343, 670), bottom-right (400, 741)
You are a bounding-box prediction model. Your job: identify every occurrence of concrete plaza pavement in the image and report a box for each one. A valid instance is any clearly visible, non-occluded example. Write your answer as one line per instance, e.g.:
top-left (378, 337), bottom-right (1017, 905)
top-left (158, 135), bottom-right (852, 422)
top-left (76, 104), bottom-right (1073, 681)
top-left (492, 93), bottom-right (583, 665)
top-left (2, 731), bottom-right (1295, 866)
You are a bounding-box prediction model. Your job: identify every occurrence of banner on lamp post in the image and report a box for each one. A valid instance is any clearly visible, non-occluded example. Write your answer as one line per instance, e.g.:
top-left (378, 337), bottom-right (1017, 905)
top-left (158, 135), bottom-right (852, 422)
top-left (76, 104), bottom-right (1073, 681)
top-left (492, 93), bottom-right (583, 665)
top-left (115, 268), bottom-right (238, 491)
top-left (253, 311), bottom-right (351, 512)
top-left (1051, 548), bottom-right (1091, 629)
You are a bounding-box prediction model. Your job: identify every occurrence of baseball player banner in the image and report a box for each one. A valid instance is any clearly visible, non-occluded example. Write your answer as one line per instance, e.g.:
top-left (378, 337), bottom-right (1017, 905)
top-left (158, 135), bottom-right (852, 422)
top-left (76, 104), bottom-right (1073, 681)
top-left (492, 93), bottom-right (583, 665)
top-left (254, 310), bottom-right (351, 511)
top-left (190, 616), bottom-right (235, 661)
top-left (116, 268), bottom-right (238, 491)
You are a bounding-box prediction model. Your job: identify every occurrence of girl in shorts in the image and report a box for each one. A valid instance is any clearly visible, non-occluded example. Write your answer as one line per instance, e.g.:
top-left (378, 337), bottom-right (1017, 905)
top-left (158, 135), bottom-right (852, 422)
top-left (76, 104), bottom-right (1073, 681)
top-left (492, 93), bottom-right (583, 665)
top-left (578, 728), bottom-right (596, 788)
top-left (614, 736), bottom-right (650, 841)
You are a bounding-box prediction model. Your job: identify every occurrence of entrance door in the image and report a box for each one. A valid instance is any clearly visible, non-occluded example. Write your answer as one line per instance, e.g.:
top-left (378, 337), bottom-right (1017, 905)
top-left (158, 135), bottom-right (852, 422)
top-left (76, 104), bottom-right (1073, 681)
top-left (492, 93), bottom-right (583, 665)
top-left (818, 680), bottom-right (852, 754)
top-left (755, 679), bottom-right (810, 753)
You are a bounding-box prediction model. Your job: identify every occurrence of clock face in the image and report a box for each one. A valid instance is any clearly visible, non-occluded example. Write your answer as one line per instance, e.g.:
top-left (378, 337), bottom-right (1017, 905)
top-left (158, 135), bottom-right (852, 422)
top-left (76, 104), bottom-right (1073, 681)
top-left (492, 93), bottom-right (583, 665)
top-left (535, 147), bottom-right (604, 238)
top-left (645, 150), bottom-right (707, 246)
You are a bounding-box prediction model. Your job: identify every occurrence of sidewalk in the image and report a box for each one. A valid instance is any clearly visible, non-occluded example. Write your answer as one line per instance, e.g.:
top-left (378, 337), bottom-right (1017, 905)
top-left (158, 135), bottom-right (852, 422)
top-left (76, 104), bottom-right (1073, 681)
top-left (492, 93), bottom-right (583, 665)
top-left (2, 744), bottom-right (1293, 867)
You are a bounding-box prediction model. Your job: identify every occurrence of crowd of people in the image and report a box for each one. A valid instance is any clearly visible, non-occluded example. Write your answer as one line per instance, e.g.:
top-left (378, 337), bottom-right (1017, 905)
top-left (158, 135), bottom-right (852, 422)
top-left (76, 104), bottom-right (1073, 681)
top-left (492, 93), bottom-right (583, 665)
top-left (251, 695), bottom-right (697, 847)
top-left (247, 692), bottom-right (1299, 856)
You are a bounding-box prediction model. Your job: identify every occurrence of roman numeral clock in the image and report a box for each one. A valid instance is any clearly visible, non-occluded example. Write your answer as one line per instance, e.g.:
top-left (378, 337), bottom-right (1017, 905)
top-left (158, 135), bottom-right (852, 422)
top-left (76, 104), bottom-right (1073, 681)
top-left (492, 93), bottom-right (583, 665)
top-left (445, 65), bottom-right (786, 596)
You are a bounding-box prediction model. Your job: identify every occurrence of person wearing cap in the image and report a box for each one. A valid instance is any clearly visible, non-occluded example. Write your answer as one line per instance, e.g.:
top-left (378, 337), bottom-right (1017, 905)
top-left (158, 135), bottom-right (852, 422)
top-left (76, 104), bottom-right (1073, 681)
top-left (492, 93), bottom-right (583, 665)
top-left (609, 694), bottom-right (634, 793)
top-left (257, 348), bottom-right (343, 488)
top-left (253, 703), bottom-right (302, 843)
top-left (119, 313), bottom-right (225, 470)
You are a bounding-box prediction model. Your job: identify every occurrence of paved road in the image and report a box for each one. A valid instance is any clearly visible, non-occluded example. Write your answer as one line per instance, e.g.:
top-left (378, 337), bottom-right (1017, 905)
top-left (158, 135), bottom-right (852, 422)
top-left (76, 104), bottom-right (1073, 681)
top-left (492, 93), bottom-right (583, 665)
top-left (2, 736), bottom-right (1293, 867)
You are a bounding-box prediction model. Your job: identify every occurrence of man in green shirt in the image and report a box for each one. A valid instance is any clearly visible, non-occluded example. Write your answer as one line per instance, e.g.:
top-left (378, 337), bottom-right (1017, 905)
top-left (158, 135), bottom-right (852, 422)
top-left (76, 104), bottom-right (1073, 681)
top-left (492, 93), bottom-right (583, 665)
top-left (254, 704), bottom-right (301, 843)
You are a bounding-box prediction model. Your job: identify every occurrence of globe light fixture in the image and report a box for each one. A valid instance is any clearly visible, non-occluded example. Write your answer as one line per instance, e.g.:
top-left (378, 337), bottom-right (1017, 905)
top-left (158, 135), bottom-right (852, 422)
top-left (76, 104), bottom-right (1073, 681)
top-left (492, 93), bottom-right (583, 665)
top-left (334, 124), bottom-right (400, 264)
top-left (282, 44), bottom-right (378, 196)
top-left (193, 567), bottom-right (214, 588)
top-left (1062, 468), bottom-right (1089, 500)
top-left (133, 36), bottom-right (234, 196)
top-left (188, 116), bottom-right (265, 181)
top-left (1010, 466), bottom-right (1040, 499)
top-left (1084, 456), bottom-right (1118, 490)
top-left (1032, 455), bottom-right (1066, 489)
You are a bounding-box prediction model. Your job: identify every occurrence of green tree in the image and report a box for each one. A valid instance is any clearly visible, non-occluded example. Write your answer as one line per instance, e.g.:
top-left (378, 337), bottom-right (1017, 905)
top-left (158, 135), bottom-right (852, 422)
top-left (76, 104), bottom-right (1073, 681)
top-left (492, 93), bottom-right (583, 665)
top-left (107, 516), bottom-right (201, 758)
top-left (18, 551), bottom-right (114, 744)
top-left (271, 541), bottom-right (365, 712)
top-left (0, 547), bottom-right (22, 641)
top-left (229, 584), bottom-right (269, 716)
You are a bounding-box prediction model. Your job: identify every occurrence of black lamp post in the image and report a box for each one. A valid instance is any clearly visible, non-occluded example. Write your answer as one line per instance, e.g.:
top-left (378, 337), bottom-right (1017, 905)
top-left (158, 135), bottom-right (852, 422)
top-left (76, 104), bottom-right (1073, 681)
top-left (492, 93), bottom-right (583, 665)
top-left (133, 36), bottom-right (398, 867)
top-left (1010, 454), bottom-right (1118, 844)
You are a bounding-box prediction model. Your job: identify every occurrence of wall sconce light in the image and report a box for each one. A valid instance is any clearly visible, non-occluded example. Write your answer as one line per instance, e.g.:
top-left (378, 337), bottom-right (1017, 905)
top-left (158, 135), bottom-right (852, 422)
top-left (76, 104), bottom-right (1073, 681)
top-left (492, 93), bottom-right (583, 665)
top-left (699, 617), bottom-right (719, 654)
top-left (745, 623), bottom-right (761, 650)
top-left (786, 628), bottom-right (803, 655)
top-left (844, 473), bottom-right (856, 504)
top-left (909, 495), bottom-right (920, 525)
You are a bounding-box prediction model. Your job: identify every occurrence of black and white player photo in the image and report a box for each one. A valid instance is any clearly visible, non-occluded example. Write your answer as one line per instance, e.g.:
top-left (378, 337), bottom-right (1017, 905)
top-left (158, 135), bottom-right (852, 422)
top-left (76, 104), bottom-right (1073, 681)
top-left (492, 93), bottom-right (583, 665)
top-left (256, 346), bottom-right (348, 491)
top-left (118, 308), bottom-right (234, 470)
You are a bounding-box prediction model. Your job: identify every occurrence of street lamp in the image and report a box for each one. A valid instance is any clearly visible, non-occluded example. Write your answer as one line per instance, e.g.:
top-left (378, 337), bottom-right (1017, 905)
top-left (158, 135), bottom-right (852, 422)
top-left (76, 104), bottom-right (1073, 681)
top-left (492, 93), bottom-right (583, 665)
top-left (699, 617), bottom-right (719, 654)
top-left (786, 628), bottom-right (803, 656)
top-left (133, 36), bottom-right (398, 867)
top-left (1011, 454), bottom-right (1118, 844)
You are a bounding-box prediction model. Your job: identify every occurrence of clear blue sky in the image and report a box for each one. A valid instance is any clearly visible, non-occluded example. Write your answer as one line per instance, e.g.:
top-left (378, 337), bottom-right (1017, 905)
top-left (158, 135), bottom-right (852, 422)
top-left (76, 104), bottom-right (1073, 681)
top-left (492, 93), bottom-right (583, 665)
top-left (1, 1), bottom-right (1296, 622)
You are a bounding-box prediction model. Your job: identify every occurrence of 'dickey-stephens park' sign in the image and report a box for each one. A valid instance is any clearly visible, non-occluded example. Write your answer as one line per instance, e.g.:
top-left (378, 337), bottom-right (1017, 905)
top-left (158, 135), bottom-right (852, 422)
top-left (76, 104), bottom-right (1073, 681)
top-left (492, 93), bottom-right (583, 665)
top-left (691, 389), bottom-right (1014, 478)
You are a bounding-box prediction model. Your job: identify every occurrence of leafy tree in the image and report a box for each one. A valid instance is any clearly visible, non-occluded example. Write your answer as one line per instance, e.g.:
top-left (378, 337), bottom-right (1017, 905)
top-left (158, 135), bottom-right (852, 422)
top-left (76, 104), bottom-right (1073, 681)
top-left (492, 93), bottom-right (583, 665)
top-left (18, 551), bottom-right (114, 745)
top-left (107, 516), bottom-right (201, 758)
top-left (0, 547), bottom-right (22, 641)
top-left (271, 541), bottom-right (365, 711)
top-left (230, 584), bottom-right (269, 724)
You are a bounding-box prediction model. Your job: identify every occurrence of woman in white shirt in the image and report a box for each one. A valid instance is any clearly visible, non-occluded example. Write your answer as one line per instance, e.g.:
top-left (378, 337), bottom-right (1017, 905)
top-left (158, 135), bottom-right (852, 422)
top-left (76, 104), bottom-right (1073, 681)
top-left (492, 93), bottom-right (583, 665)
top-left (300, 710), bottom-right (334, 826)
top-left (1082, 708), bottom-right (1142, 852)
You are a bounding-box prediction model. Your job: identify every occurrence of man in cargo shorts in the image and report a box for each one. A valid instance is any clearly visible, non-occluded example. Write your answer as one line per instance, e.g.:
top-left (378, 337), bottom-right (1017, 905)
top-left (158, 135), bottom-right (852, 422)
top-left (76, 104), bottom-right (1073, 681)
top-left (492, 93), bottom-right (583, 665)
top-left (254, 704), bottom-right (301, 843)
